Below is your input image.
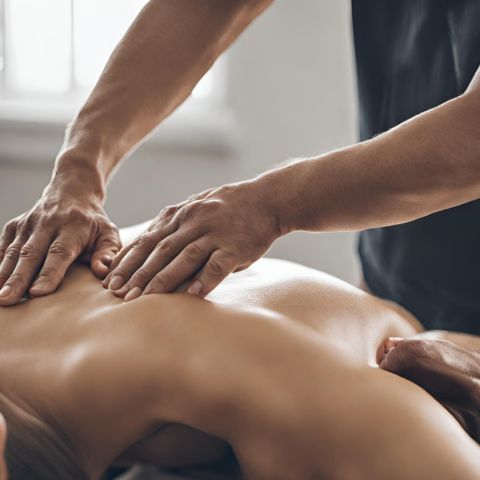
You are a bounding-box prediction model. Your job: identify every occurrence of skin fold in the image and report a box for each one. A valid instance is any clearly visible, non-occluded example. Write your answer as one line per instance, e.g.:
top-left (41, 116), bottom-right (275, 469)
top-left (0, 224), bottom-right (479, 480)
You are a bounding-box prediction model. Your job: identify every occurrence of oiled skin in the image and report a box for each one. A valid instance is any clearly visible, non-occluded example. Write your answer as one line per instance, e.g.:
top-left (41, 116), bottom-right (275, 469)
top-left (0, 225), bottom-right (479, 480)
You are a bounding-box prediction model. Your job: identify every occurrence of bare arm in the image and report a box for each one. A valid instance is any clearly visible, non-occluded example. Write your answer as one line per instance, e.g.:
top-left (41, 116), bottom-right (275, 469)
top-left (63, 0), bottom-right (272, 183)
top-left (0, 0), bottom-right (272, 305)
top-left (107, 67), bottom-right (480, 298)
top-left (266, 67), bottom-right (480, 232)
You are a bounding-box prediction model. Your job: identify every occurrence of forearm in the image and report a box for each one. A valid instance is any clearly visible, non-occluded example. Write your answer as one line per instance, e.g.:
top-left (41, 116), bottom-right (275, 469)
top-left (262, 74), bottom-right (480, 233)
top-left (57, 0), bottom-right (271, 195)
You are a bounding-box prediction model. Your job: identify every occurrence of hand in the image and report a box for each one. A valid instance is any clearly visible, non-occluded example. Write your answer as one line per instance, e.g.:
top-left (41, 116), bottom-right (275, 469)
top-left (378, 335), bottom-right (480, 441)
top-left (104, 179), bottom-right (282, 300)
top-left (0, 184), bottom-right (121, 306)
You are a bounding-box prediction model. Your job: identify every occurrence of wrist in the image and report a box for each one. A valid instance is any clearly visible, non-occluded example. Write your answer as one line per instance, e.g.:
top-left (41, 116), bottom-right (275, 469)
top-left (254, 166), bottom-right (301, 236)
top-left (51, 150), bottom-right (107, 202)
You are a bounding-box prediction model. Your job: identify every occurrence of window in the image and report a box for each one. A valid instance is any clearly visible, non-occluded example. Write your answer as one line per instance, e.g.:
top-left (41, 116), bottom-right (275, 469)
top-left (0, 0), bottom-right (222, 110)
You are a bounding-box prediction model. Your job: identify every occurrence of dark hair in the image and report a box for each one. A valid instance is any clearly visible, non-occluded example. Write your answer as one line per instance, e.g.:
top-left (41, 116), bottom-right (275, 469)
top-left (0, 393), bottom-right (87, 480)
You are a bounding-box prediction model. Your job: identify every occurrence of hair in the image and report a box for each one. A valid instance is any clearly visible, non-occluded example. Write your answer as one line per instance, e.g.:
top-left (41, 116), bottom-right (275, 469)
top-left (0, 393), bottom-right (88, 480)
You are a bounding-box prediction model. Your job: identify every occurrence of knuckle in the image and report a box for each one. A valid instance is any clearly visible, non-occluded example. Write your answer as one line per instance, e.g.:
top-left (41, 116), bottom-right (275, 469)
top-left (67, 208), bottom-right (91, 224)
top-left (49, 242), bottom-right (75, 259)
top-left (157, 238), bottom-right (174, 253)
top-left (160, 205), bottom-right (178, 217)
top-left (184, 243), bottom-right (204, 261)
top-left (181, 202), bottom-right (201, 219)
top-left (19, 244), bottom-right (41, 260)
top-left (131, 268), bottom-right (152, 285)
top-left (216, 184), bottom-right (235, 196)
top-left (134, 233), bottom-right (155, 249)
top-left (5, 245), bottom-right (21, 260)
top-left (206, 257), bottom-right (227, 279)
top-left (151, 274), bottom-right (171, 291)
top-left (203, 199), bottom-right (223, 213)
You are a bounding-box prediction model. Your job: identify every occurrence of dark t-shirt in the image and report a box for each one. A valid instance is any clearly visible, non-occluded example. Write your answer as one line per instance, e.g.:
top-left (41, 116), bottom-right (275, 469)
top-left (352, 0), bottom-right (480, 332)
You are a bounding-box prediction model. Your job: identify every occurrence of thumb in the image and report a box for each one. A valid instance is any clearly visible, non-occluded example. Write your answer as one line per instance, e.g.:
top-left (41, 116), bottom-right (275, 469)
top-left (91, 224), bottom-right (122, 278)
top-left (376, 337), bottom-right (404, 365)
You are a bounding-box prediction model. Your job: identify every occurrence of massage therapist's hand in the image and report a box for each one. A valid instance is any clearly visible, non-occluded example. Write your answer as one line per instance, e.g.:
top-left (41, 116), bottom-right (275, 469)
top-left (378, 336), bottom-right (480, 441)
top-left (0, 170), bottom-right (120, 306)
top-left (105, 179), bottom-right (282, 300)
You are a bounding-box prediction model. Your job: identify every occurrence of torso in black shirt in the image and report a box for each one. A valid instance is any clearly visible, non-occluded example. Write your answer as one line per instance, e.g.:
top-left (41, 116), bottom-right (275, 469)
top-left (352, 0), bottom-right (480, 332)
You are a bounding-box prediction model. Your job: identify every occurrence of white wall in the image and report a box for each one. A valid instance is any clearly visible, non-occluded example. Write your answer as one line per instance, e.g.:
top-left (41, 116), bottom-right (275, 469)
top-left (0, 0), bottom-right (360, 283)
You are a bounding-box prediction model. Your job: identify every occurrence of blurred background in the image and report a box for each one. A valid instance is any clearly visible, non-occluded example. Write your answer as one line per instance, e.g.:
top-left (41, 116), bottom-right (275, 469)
top-left (0, 0), bottom-right (360, 283)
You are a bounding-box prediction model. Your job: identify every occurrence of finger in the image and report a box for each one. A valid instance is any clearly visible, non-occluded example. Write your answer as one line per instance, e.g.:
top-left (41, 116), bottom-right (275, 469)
top-left (380, 339), bottom-right (477, 404)
top-left (91, 224), bottom-right (122, 279)
top-left (29, 232), bottom-right (82, 297)
top-left (186, 250), bottom-right (237, 297)
top-left (103, 244), bottom-right (133, 288)
top-left (108, 222), bottom-right (179, 292)
top-left (113, 227), bottom-right (200, 297)
top-left (0, 237), bottom-right (27, 296)
top-left (384, 337), bottom-right (404, 354)
top-left (0, 232), bottom-right (53, 306)
top-left (103, 222), bottom-right (164, 287)
top-left (376, 337), bottom-right (405, 364)
top-left (0, 221), bottom-right (16, 267)
top-left (125, 239), bottom-right (212, 300)
top-left (106, 208), bottom-right (184, 288)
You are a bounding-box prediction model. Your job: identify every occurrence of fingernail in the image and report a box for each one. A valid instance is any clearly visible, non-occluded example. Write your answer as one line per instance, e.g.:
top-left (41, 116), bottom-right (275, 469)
top-left (188, 281), bottom-right (202, 296)
top-left (109, 275), bottom-right (125, 291)
top-left (0, 285), bottom-right (12, 298)
top-left (124, 287), bottom-right (142, 303)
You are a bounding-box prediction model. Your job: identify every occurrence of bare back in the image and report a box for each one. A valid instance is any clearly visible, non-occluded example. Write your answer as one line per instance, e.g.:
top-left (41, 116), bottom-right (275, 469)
top-left (0, 223), bottom-right (477, 479)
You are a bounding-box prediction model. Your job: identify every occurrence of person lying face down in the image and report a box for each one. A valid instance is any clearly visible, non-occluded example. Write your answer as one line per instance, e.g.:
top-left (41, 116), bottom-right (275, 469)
top-left (0, 337), bottom-right (477, 480)
top-left (0, 231), bottom-right (479, 480)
